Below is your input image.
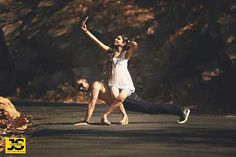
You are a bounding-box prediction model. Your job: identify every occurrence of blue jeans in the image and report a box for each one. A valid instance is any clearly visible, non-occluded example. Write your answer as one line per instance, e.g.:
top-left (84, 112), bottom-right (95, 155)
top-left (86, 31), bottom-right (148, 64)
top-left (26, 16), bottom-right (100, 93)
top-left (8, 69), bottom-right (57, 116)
top-left (124, 93), bottom-right (184, 116)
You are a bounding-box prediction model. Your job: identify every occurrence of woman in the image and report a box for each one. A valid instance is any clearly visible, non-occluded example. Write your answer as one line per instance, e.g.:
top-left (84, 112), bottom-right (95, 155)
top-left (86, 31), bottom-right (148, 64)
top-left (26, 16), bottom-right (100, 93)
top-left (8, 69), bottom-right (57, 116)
top-left (81, 20), bottom-right (138, 125)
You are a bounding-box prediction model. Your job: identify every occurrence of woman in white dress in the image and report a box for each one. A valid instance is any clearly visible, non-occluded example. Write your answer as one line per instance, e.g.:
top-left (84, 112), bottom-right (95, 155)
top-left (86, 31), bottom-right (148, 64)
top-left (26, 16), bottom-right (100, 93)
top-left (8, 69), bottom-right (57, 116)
top-left (81, 20), bottom-right (137, 125)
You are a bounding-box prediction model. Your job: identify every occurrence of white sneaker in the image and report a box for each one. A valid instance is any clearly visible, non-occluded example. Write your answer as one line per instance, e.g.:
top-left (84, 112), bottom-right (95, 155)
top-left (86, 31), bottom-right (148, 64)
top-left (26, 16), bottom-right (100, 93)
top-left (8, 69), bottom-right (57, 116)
top-left (177, 108), bottom-right (190, 124)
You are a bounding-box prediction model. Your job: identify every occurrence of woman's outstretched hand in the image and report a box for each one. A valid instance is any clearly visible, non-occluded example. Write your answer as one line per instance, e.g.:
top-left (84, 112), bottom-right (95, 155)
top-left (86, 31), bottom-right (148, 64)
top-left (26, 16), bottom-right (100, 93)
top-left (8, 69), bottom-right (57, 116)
top-left (81, 23), bottom-right (87, 32)
top-left (80, 16), bottom-right (109, 52)
top-left (81, 16), bottom-right (88, 32)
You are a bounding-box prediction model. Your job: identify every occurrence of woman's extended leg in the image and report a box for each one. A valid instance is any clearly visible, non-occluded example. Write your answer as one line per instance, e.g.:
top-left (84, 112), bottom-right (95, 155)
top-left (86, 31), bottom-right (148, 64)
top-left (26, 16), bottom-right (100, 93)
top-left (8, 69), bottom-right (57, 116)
top-left (102, 89), bottom-right (129, 125)
top-left (118, 104), bottom-right (128, 125)
top-left (109, 86), bottom-right (128, 124)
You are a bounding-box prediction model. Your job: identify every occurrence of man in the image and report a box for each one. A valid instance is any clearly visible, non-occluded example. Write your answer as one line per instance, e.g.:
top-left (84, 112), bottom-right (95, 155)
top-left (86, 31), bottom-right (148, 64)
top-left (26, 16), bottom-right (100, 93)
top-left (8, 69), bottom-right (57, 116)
top-left (74, 79), bottom-right (190, 125)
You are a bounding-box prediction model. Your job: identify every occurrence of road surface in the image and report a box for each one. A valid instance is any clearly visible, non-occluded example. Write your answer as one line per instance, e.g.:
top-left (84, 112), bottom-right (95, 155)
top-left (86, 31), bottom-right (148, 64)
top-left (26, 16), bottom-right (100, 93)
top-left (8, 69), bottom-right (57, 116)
top-left (3, 103), bottom-right (236, 157)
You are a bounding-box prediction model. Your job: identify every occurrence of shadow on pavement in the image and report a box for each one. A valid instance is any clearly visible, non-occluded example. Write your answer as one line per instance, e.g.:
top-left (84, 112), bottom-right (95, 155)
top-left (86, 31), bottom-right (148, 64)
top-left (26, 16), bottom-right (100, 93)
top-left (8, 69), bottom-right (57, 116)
top-left (28, 126), bottom-right (236, 147)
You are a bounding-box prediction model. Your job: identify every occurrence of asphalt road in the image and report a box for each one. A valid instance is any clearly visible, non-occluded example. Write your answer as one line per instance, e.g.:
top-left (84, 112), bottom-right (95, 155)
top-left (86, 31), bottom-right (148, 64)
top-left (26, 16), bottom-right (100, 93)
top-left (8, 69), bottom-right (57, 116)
top-left (4, 103), bottom-right (236, 157)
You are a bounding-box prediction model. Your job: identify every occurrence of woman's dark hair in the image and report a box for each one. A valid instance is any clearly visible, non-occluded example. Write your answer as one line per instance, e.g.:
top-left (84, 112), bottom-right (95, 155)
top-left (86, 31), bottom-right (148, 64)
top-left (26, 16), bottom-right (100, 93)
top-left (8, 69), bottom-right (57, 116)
top-left (120, 35), bottom-right (130, 50)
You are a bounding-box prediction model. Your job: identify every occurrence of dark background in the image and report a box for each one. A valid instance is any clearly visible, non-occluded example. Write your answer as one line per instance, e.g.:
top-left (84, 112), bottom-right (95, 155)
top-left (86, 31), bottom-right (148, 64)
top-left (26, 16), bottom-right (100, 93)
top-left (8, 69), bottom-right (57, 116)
top-left (0, 0), bottom-right (235, 112)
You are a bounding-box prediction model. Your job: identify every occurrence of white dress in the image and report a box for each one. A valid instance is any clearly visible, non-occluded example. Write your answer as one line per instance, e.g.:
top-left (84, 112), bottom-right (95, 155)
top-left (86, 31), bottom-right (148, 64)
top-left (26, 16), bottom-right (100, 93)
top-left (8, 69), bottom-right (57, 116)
top-left (108, 51), bottom-right (135, 91)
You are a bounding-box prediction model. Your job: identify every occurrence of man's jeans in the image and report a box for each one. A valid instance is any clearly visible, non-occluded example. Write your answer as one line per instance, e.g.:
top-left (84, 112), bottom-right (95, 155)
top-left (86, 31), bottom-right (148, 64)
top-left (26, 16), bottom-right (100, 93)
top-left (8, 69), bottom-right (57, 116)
top-left (123, 93), bottom-right (183, 116)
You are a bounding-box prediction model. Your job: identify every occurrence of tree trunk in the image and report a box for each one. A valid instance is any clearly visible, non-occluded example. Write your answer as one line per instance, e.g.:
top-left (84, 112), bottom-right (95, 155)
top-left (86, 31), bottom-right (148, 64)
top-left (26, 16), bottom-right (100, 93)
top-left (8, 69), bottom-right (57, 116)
top-left (0, 28), bottom-right (15, 96)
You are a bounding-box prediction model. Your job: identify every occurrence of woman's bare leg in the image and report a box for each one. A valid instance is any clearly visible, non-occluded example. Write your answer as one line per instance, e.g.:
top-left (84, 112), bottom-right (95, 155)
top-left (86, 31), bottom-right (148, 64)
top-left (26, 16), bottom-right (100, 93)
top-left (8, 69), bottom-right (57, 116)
top-left (103, 89), bottom-right (129, 124)
top-left (110, 87), bottom-right (128, 120)
top-left (118, 104), bottom-right (128, 124)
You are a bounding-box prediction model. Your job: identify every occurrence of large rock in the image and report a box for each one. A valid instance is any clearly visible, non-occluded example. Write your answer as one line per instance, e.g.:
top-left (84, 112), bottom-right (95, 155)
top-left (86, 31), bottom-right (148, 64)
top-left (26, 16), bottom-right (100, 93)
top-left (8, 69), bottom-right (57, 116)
top-left (0, 97), bottom-right (29, 152)
top-left (0, 96), bottom-right (29, 133)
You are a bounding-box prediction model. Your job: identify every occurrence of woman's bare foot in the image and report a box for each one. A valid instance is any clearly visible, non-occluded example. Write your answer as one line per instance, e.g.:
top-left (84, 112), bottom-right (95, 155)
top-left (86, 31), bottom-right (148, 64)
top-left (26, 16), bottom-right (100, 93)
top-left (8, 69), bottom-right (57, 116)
top-left (101, 115), bottom-right (111, 125)
top-left (119, 116), bottom-right (128, 125)
top-left (74, 120), bottom-right (89, 126)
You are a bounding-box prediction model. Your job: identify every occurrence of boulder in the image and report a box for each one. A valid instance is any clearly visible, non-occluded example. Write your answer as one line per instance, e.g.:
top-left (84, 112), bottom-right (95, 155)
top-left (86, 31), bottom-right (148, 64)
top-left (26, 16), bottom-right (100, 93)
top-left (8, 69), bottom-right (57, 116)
top-left (0, 96), bottom-right (29, 133)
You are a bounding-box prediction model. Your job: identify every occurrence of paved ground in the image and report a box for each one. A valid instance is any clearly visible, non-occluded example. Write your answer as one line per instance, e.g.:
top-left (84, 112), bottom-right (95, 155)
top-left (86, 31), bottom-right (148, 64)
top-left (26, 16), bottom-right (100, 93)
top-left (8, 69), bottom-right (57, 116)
top-left (4, 103), bottom-right (236, 157)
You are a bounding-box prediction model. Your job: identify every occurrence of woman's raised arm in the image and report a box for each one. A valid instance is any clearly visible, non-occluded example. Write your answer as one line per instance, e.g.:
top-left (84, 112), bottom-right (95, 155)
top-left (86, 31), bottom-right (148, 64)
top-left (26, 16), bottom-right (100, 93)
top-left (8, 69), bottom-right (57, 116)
top-left (125, 41), bottom-right (138, 60)
top-left (81, 23), bottom-right (110, 52)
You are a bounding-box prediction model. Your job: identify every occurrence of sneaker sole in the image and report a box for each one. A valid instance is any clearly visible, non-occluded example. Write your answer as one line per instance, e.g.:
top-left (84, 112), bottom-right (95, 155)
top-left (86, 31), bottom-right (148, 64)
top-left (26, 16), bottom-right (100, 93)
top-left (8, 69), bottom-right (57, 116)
top-left (177, 109), bottom-right (190, 124)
